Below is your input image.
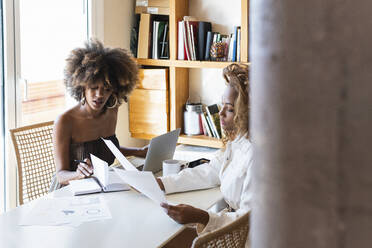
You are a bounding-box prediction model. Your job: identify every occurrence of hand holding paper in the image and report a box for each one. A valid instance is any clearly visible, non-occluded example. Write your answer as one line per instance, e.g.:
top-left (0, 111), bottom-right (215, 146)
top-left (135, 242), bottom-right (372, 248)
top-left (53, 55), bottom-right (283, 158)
top-left (113, 168), bottom-right (167, 205)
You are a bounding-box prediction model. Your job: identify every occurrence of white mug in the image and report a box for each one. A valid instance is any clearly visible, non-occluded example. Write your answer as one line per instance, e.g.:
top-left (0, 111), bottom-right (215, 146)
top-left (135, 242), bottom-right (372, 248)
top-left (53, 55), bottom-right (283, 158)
top-left (162, 159), bottom-right (181, 176)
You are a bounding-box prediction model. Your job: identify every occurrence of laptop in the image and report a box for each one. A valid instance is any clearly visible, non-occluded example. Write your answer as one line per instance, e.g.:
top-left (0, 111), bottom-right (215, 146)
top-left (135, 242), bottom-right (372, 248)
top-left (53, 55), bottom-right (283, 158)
top-left (128, 128), bottom-right (181, 173)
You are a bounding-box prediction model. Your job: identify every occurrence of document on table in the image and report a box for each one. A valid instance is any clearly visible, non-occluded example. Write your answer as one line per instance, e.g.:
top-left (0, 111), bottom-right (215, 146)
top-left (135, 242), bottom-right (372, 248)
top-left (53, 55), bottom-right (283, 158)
top-left (101, 138), bottom-right (137, 171)
top-left (113, 168), bottom-right (167, 205)
top-left (19, 195), bottom-right (111, 227)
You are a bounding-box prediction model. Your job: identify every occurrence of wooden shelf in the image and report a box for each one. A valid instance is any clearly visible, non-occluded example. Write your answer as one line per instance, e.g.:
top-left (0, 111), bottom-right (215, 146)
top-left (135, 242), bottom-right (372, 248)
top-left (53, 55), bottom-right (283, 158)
top-left (131, 0), bottom-right (249, 149)
top-left (178, 134), bottom-right (224, 149)
top-left (136, 58), bottom-right (171, 67)
top-left (136, 58), bottom-right (250, 69)
top-left (172, 60), bottom-right (249, 69)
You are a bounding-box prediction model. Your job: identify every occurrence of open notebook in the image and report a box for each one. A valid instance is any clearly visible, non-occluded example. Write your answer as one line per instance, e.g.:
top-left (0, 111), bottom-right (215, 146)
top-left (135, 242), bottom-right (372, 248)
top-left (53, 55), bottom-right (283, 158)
top-left (69, 154), bottom-right (130, 196)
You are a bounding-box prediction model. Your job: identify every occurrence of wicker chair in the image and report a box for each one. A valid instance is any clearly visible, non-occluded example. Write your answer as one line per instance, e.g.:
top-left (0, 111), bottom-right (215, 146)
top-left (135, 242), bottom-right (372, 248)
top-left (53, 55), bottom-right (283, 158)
top-left (191, 211), bottom-right (250, 248)
top-left (10, 121), bottom-right (55, 205)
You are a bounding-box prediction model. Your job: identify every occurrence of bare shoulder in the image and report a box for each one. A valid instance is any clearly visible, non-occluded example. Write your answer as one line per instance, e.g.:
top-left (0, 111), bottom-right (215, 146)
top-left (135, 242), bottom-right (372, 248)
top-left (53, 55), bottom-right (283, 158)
top-left (54, 106), bottom-right (79, 134)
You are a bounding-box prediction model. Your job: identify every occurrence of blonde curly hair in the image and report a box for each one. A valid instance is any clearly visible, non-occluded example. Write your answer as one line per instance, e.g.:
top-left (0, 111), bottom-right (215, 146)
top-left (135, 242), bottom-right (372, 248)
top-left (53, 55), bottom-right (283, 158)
top-left (222, 63), bottom-right (249, 142)
top-left (64, 39), bottom-right (138, 108)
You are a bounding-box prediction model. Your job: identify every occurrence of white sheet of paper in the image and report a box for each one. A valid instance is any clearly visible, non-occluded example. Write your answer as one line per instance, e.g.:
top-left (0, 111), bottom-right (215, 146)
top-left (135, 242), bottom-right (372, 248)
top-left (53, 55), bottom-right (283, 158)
top-left (19, 195), bottom-right (111, 226)
top-left (113, 168), bottom-right (167, 205)
top-left (91, 154), bottom-right (108, 187)
top-left (101, 138), bottom-right (137, 171)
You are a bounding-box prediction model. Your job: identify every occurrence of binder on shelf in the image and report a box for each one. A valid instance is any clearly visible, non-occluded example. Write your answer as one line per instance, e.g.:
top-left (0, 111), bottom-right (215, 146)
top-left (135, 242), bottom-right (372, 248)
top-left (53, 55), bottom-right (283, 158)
top-left (137, 14), bottom-right (152, 59)
top-left (204, 31), bottom-right (214, 61)
top-left (160, 23), bottom-right (169, 59)
top-left (197, 22), bottom-right (212, 61)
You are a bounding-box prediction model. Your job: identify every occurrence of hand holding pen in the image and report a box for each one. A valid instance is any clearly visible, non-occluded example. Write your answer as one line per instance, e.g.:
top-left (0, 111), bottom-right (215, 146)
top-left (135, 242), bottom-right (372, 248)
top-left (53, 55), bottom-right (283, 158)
top-left (74, 159), bottom-right (94, 179)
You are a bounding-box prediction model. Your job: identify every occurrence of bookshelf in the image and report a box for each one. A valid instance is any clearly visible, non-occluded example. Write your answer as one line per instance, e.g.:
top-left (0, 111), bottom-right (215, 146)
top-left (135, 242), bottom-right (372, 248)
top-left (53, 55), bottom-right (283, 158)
top-left (133, 0), bottom-right (249, 148)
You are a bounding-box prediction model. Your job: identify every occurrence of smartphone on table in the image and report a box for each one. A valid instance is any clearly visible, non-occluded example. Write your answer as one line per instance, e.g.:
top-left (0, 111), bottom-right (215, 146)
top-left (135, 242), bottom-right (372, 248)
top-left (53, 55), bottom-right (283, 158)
top-left (187, 158), bottom-right (210, 168)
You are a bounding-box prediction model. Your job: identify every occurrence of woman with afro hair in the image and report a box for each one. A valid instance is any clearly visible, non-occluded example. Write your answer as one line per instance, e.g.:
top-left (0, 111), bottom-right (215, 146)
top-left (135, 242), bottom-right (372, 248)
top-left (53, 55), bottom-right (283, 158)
top-left (52, 39), bottom-right (147, 188)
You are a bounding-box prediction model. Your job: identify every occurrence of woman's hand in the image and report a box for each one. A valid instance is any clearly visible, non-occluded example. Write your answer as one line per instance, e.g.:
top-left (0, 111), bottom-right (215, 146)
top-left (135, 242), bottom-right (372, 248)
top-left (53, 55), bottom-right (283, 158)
top-left (137, 145), bottom-right (148, 158)
top-left (160, 203), bottom-right (209, 225)
top-left (76, 158), bottom-right (93, 179)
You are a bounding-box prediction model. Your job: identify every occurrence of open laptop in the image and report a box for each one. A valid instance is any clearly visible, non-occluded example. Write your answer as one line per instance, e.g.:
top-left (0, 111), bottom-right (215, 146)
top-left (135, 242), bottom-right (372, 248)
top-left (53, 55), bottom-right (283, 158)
top-left (128, 128), bottom-right (181, 173)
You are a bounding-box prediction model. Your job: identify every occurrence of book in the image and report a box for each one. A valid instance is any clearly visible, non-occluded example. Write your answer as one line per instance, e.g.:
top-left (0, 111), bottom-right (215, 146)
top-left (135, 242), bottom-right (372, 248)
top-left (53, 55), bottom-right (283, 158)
top-left (190, 24), bottom-right (197, 60)
top-left (201, 110), bottom-right (212, 137)
top-left (137, 14), bottom-right (152, 59)
top-left (204, 31), bottom-right (214, 61)
top-left (178, 21), bottom-right (184, 60)
top-left (206, 104), bottom-right (222, 139)
top-left (237, 27), bottom-right (241, 62)
top-left (228, 33), bottom-right (234, 61)
top-left (197, 22), bottom-right (212, 61)
top-left (69, 154), bottom-right (130, 196)
top-left (232, 26), bottom-right (240, 62)
top-left (152, 21), bottom-right (160, 59)
top-left (182, 21), bottom-right (191, 60)
top-left (184, 17), bottom-right (199, 61)
top-left (205, 113), bottom-right (217, 138)
top-left (185, 21), bottom-right (194, 60)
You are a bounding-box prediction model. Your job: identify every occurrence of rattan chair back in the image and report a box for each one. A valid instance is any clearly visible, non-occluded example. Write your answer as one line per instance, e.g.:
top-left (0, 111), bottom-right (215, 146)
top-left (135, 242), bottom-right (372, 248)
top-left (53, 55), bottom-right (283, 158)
top-left (191, 211), bottom-right (250, 248)
top-left (10, 121), bottom-right (55, 205)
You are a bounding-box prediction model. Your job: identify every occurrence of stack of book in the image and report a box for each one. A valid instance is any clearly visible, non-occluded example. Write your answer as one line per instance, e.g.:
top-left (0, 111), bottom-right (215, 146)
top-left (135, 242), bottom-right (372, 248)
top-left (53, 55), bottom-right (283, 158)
top-left (200, 104), bottom-right (224, 139)
top-left (136, 14), bottom-right (169, 59)
top-left (178, 16), bottom-right (241, 62)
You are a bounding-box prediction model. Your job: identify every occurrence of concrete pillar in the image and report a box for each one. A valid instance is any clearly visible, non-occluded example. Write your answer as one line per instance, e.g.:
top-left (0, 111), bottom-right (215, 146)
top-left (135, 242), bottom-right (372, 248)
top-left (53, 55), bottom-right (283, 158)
top-left (250, 1), bottom-right (372, 247)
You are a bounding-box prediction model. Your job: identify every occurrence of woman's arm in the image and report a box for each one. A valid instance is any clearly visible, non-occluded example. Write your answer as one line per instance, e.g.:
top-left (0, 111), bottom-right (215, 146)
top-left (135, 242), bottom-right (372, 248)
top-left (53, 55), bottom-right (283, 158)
top-left (119, 145), bottom-right (148, 158)
top-left (53, 114), bottom-right (92, 185)
top-left (160, 203), bottom-right (209, 226)
top-left (158, 149), bottom-right (225, 194)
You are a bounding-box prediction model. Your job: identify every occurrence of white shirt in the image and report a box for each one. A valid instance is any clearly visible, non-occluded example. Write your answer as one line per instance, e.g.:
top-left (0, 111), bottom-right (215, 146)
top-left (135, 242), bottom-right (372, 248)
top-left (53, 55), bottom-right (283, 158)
top-left (161, 135), bottom-right (252, 246)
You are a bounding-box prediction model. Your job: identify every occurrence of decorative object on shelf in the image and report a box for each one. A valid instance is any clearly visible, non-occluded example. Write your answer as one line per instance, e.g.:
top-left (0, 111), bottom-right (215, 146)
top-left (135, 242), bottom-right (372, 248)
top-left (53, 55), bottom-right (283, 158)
top-left (184, 101), bottom-right (203, 136)
top-left (210, 42), bottom-right (227, 62)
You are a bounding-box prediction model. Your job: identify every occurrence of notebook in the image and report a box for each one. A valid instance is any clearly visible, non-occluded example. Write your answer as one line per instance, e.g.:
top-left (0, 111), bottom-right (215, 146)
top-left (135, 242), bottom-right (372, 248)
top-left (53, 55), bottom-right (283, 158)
top-left (69, 154), bottom-right (130, 196)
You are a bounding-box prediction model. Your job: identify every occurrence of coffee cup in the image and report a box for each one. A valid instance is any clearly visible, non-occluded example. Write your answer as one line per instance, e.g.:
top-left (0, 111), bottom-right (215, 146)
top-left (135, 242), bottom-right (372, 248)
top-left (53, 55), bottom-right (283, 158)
top-left (162, 159), bottom-right (181, 176)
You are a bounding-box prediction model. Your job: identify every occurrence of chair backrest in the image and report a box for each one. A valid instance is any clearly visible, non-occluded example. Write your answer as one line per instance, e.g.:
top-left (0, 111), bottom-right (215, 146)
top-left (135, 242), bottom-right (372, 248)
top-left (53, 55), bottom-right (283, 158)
top-left (191, 211), bottom-right (250, 248)
top-left (10, 121), bottom-right (55, 205)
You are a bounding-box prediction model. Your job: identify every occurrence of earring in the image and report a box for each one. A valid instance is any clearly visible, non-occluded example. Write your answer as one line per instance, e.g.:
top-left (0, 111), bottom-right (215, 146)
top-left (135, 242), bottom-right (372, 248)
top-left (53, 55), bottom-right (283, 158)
top-left (107, 95), bottom-right (118, 109)
top-left (81, 96), bottom-right (86, 105)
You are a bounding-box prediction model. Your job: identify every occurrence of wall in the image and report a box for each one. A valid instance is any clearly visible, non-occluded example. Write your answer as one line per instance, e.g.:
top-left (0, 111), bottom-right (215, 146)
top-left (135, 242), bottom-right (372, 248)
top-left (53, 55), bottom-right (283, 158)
top-left (188, 0), bottom-right (241, 105)
top-left (103, 0), bottom-right (147, 147)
